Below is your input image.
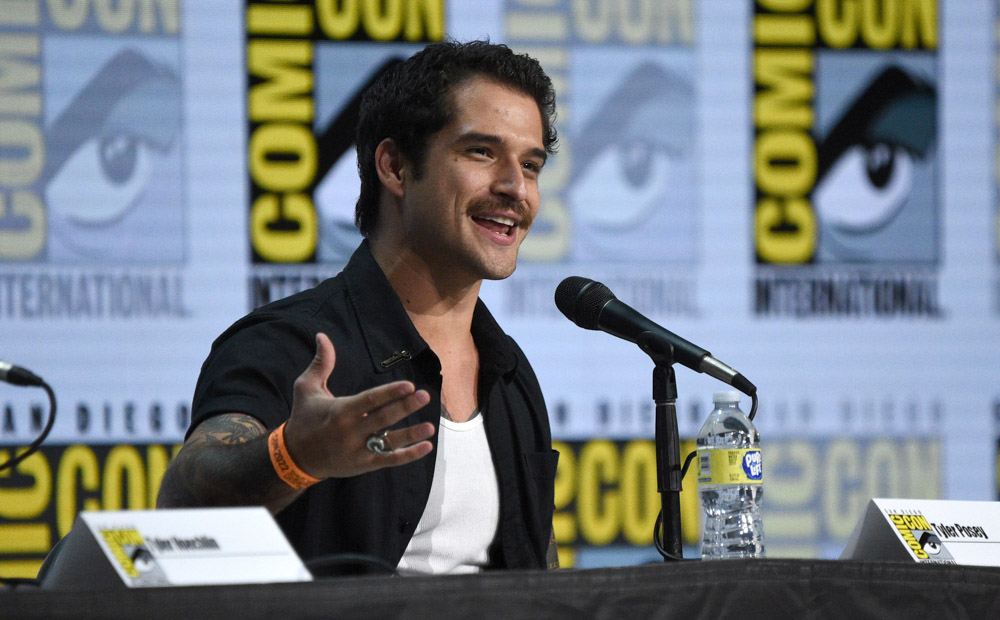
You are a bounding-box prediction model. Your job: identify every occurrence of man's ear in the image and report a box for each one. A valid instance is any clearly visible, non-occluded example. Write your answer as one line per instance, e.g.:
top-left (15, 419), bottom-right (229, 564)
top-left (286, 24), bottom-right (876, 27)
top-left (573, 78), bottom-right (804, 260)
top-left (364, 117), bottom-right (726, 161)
top-left (375, 138), bottom-right (406, 200)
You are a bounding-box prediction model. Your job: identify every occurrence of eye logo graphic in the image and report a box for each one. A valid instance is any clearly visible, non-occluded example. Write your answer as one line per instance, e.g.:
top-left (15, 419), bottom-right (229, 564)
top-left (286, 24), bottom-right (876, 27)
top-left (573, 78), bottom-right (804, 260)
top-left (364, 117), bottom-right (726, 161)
top-left (99, 528), bottom-right (169, 584)
top-left (888, 513), bottom-right (954, 563)
top-left (751, 4), bottom-right (940, 317)
top-left (569, 58), bottom-right (697, 264)
top-left (814, 63), bottom-right (937, 264)
top-left (313, 54), bottom-right (405, 262)
top-left (918, 531), bottom-right (945, 556)
top-left (44, 47), bottom-right (184, 263)
top-left (129, 546), bottom-right (156, 572)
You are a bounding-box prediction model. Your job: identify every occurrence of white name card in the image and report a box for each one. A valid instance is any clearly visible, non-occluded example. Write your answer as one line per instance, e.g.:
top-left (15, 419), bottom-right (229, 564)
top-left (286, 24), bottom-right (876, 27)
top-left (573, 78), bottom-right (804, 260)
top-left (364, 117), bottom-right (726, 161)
top-left (841, 498), bottom-right (1000, 566)
top-left (79, 507), bottom-right (312, 587)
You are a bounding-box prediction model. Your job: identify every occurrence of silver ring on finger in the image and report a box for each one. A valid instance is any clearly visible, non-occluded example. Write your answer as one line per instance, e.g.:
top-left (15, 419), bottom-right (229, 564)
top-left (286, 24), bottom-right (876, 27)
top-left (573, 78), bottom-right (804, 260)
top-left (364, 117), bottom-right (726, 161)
top-left (366, 429), bottom-right (394, 455)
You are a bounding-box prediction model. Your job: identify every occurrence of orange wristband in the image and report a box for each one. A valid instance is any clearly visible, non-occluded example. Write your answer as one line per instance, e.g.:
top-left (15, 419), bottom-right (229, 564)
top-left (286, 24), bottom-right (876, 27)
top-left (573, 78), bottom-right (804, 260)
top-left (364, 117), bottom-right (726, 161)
top-left (268, 422), bottom-right (322, 489)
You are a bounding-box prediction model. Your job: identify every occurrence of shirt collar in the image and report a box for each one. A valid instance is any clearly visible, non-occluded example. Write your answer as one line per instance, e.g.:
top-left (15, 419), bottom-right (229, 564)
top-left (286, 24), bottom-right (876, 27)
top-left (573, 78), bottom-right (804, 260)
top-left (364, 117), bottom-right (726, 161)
top-left (342, 241), bottom-right (517, 377)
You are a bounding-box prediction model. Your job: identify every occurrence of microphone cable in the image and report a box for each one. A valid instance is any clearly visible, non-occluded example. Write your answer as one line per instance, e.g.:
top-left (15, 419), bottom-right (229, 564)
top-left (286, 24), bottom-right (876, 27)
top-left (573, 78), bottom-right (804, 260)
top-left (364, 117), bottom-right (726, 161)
top-left (0, 377), bottom-right (56, 473)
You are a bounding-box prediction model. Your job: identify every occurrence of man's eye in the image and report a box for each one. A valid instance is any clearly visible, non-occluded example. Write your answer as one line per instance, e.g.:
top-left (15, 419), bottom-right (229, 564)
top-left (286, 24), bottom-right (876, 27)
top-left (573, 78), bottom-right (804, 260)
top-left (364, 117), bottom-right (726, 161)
top-left (523, 161), bottom-right (541, 174)
top-left (469, 146), bottom-right (490, 157)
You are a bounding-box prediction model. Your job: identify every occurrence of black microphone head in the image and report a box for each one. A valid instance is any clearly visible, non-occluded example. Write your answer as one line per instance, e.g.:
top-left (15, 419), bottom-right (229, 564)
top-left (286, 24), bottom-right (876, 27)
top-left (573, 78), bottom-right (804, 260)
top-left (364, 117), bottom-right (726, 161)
top-left (554, 276), bottom-right (616, 330)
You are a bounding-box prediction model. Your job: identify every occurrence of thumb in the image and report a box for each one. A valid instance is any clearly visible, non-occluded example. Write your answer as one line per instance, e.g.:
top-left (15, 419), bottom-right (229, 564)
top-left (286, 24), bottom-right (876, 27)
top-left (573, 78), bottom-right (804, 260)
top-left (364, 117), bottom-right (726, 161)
top-left (296, 332), bottom-right (336, 398)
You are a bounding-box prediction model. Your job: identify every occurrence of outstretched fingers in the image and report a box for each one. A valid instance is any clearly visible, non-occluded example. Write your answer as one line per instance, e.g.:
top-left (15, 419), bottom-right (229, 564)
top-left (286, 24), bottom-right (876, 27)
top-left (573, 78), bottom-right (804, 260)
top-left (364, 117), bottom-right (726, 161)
top-left (343, 381), bottom-right (431, 431)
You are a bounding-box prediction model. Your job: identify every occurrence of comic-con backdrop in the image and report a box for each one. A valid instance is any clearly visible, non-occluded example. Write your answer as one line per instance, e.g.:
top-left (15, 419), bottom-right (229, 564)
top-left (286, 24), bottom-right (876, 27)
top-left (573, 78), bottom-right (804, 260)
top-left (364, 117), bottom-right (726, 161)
top-left (0, 0), bottom-right (994, 576)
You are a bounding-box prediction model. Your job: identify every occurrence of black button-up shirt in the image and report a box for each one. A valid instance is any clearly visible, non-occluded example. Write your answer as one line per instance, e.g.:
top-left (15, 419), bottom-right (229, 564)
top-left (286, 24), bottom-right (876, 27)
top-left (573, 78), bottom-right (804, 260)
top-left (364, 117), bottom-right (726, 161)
top-left (190, 242), bottom-right (558, 571)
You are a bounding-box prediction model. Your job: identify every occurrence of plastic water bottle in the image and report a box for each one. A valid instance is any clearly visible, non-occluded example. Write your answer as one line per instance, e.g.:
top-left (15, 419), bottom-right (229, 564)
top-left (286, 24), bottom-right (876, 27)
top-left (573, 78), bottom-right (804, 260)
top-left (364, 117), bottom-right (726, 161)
top-left (697, 390), bottom-right (764, 559)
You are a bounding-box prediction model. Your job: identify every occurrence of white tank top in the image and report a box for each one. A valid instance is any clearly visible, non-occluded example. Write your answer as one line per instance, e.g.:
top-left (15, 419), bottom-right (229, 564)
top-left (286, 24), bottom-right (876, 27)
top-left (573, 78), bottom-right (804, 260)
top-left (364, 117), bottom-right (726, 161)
top-left (396, 412), bottom-right (500, 575)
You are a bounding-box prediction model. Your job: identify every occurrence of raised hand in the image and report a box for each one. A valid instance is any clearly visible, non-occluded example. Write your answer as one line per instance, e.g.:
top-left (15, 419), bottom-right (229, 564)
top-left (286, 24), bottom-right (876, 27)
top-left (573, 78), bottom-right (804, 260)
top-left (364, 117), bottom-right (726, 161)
top-left (282, 332), bottom-right (435, 479)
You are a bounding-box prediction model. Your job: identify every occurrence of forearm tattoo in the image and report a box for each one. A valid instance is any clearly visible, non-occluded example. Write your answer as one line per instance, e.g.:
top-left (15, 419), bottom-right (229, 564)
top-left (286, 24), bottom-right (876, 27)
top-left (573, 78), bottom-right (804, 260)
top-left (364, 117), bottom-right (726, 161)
top-left (157, 414), bottom-right (296, 509)
top-left (186, 414), bottom-right (265, 447)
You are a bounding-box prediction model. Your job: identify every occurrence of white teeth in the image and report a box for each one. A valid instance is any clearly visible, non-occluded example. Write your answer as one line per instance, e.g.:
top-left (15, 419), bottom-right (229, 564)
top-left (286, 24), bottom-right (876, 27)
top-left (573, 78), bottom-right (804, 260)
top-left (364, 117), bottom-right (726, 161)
top-left (484, 216), bottom-right (515, 226)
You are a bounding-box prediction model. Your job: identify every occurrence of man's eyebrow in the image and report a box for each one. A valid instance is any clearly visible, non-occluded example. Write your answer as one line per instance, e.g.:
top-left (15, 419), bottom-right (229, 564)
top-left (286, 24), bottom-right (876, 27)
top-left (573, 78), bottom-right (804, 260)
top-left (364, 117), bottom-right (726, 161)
top-left (456, 131), bottom-right (548, 163)
top-left (528, 147), bottom-right (548, 165)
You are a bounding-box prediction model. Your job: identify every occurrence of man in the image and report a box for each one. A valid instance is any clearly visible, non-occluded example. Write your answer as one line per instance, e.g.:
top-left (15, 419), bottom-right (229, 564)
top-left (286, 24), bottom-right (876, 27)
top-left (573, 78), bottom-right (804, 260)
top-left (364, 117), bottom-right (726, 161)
top-left (157, 40), bottom-right (560, 575)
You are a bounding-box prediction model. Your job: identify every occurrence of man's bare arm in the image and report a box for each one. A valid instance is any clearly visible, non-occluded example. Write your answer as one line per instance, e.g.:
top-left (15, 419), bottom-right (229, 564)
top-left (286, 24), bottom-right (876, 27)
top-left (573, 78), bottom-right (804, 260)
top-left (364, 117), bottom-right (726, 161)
top-left (156, 413), bottom-right (304, 514)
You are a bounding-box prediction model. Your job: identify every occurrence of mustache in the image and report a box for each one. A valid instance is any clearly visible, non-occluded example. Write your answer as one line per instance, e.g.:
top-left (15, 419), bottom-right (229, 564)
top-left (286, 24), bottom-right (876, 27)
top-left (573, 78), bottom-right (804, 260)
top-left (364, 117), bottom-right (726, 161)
top-left (467, 196), bottom-right (535, 229)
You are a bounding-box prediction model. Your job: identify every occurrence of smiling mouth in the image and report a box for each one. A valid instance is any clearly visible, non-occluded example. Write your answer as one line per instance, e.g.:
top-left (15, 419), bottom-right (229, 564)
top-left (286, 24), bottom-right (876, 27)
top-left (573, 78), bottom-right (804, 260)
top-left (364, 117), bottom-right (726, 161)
top-left (472, 214), bottom-right (516, 237)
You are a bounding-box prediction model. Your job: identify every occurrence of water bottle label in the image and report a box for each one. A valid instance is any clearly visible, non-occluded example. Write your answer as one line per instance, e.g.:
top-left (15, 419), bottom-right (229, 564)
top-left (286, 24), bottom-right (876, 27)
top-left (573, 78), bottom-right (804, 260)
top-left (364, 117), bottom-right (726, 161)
top-left (697, 448), bottom-right (763, 485)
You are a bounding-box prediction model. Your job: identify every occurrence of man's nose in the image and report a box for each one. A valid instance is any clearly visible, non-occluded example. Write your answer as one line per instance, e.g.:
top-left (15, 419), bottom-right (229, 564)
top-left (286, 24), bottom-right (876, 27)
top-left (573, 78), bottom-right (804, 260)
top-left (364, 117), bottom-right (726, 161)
top-left (491, 158), bottom-right (529, 203)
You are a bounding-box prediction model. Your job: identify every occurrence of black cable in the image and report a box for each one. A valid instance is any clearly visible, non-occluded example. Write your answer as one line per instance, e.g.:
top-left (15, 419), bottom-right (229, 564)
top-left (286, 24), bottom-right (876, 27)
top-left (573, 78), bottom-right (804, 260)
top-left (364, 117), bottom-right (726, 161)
top-left (680, 450), bottom-right (696, 479)
top-left (0, 375), bottom-right (54, 587)
top-left (653, 512), bottom-right (695, 561)
top-left (748, 390), bottom-right (758, 421)
top-left (0, 381), bottom-right (56, 472)
top-left (304, 552), bottom-right (398, 576)
top-left (654, 449), bottom-right (698, 562)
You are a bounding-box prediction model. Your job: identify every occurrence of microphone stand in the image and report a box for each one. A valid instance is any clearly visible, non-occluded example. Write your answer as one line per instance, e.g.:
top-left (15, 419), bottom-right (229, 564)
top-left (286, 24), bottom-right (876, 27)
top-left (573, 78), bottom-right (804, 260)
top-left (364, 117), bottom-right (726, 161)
top-left (637, 332), bottom-right (684, 560)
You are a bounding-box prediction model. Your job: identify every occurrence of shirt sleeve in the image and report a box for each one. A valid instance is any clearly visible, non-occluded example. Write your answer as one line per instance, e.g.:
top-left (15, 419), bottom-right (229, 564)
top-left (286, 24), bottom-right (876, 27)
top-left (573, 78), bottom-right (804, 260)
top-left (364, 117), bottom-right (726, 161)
top-left (188, 316), bottom-right (316, 437)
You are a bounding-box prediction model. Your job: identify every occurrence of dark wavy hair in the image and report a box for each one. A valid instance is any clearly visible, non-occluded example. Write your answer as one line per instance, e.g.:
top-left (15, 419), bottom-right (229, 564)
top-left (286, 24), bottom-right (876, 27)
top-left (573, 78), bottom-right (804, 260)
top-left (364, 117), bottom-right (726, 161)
top-left (354, 39), bottom-right (558, 237)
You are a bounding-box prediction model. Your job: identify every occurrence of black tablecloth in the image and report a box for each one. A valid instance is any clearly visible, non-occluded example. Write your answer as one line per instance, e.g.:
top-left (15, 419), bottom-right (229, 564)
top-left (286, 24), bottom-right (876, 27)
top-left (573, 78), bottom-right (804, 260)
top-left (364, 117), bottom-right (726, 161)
top-left (6, 559), bottom-right (1000, 619)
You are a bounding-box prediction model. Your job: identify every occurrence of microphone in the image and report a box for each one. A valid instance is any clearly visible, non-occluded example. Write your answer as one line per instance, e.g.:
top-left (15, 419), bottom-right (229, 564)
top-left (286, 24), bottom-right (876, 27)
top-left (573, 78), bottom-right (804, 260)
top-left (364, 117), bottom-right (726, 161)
top-left (0, 360), bottom-right (44, 387)
top-left (554, 276), bottom-right (756, 395)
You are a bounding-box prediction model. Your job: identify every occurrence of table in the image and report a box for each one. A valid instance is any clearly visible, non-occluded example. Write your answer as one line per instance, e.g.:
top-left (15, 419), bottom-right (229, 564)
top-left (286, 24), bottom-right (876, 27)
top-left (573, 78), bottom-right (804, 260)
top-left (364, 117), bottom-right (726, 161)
top-left (5, 559), bottom-right (1000, 618)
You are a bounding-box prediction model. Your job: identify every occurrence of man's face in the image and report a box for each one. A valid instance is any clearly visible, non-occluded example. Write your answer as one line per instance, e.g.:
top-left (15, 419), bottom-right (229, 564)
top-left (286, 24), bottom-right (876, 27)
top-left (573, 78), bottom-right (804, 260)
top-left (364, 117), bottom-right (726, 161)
top-left (398, 76), bottom-right (546, 283)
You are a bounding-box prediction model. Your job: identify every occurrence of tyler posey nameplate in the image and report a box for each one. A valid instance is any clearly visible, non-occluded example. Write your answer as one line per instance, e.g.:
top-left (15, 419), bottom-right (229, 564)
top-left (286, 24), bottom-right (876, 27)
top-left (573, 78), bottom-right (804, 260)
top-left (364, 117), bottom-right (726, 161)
top-left (841, 498), bottom-right (1000, 566)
